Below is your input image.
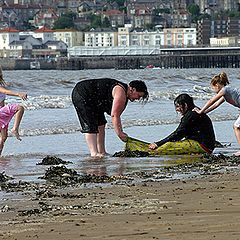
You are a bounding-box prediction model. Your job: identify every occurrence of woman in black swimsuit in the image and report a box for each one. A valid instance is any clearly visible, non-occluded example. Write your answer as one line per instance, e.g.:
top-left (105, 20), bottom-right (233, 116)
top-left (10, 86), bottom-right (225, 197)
top-left (72, 78), bottom-right (148, 157)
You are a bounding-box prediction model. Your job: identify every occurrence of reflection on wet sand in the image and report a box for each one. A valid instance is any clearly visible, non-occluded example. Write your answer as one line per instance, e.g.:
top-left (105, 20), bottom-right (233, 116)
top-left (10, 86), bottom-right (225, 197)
top-left (80, 157), bottom-right (125, 177)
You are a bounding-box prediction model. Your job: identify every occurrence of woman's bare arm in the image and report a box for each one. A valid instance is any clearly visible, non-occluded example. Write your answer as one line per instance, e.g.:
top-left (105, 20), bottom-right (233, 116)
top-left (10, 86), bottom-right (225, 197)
top-left (111, 85), bottom-right (128, 141)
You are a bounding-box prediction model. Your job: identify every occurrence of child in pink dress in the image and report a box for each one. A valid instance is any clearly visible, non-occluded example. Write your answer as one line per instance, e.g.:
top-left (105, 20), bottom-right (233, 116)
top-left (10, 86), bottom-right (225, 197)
top-left (0, 66), bottom-right (27, 155)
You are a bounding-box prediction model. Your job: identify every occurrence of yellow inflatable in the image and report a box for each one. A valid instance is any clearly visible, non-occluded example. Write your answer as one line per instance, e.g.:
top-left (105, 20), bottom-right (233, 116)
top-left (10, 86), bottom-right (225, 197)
top-left (125, 137), bottom-right (206, 155)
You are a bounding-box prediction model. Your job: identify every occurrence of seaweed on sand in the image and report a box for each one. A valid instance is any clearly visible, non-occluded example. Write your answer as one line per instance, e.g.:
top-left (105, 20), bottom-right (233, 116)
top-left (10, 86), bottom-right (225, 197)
top-left (113, 150), bottom-right (150, 157)
top-left (37, 155), bottom-right (72, 165)
top-left (0, 172), bottom-right (13, 183)
top-left (40, 165), bottom-right (129, 186)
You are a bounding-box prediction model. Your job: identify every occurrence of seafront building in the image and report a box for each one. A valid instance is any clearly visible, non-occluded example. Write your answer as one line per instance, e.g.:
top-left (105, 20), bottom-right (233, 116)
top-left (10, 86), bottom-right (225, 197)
top-left (69, 26), bottom-right (197, 57)
top-left (0, 24), bottom-right (197, 58)
top-left (84, 28), bottom-right (118, 47)
top-left (1, 0), bottom-right (240, 59)
top-left (0, 26), bottom-right (67, 58)
top-left (1, 23), bottom-right (239, 58)
top-left (210, 36), bottom-right (238, 47)
top-left (53, 29), bottom-right (84, 48)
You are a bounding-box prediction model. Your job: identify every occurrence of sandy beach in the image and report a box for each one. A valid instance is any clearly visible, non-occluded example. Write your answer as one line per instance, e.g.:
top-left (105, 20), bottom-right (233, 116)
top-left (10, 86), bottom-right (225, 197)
top-left (1, 155), bottom-right (240, 240)
top-left (1, 64), bottom-right (240, 240)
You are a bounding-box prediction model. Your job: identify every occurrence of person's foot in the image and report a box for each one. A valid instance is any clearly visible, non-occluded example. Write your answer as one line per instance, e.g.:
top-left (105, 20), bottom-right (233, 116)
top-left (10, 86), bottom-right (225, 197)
top-left (90, 153), bottom-right (104, 159)
top-left (96, 153), bottom-right (105, 158)
top-left (233, 151), bottom-right (240, 156)
top-left (11, 129), bottom-right (22, 141)
top-left (100, 152), bottom-right (110, 156)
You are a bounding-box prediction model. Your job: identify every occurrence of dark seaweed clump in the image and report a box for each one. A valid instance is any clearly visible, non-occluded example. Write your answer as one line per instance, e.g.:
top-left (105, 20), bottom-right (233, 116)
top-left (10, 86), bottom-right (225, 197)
top-left (41, 165), bottom-right (78, 182)
top-left (37, 155), bottom-right (72, 165)
top-left (113, 150), bottom-right (150, 157)
top-left (40, 165), bottom-right (129, 186)
top-left (0, 172), bottom-right (13, 183)
top-left (202, 153), bottom-right (240, 164)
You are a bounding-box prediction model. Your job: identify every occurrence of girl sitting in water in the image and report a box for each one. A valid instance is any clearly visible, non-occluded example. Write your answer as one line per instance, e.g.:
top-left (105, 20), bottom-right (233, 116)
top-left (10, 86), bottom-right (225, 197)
top-left (0, 66), bottom-right (27, 155)
top-left (149, 93), bottom-right (216, 154)
top-left (194, 72), bottom-right (240, 156)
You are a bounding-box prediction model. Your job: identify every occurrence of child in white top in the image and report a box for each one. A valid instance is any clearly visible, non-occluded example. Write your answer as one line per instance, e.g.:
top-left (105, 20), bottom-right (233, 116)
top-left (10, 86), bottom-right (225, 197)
top-left (0, 66), bottom-right (27, 155)
top-left (194, 72), bottom-right (240, 156)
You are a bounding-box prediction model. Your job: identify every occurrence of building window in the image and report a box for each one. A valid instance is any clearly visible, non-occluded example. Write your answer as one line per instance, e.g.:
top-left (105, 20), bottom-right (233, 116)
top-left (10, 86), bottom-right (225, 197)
top-left (132, 40), bottom-right (139, 45)
top-left (177, 40), bottom-right (182, 45)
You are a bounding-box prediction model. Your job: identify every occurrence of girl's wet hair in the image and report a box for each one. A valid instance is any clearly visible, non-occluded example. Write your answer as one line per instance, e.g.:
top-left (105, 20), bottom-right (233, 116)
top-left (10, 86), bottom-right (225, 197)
top-left (211, 72), bottom-right (229, 86)
top-left (0, 66), bottom-right (6, 86)
top-left (174, 93), bottom-right (195, 110)
top-left (129, 80), bottom-right (149, 103)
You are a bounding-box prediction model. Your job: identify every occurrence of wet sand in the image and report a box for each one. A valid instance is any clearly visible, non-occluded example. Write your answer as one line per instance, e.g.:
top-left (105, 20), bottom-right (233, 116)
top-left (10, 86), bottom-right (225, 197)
top-left (1, 163), bottom-right (240, 240)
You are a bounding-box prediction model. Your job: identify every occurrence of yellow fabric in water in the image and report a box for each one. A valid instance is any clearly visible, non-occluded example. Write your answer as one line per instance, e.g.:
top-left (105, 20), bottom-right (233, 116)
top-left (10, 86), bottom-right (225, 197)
top-left (125, 137), bottom-right (206, 155)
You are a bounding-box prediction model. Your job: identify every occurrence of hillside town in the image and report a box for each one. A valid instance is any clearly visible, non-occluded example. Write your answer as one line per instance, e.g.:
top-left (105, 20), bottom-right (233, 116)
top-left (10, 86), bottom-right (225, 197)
top-left (0, 0), bottom-right (240, 59)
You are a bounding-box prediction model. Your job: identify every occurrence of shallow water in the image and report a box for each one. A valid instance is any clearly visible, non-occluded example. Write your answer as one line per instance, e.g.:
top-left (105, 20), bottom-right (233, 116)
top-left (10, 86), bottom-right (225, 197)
top-left (0, 68), bottom-right (239, 184)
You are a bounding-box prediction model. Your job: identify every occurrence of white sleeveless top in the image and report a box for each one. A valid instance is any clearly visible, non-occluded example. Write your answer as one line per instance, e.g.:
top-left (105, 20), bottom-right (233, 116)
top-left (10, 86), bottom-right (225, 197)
top-left (223, 85), bottom-right (240, 108)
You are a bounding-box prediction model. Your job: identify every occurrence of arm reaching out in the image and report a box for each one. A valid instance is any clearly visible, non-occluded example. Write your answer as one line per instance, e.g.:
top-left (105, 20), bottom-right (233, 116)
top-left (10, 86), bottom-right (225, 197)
top-left (111, 85), bottom-right (128, 142)
top-left (193, 89), bottom-right (225, 114)
top-left (0, 86), bottom-right (27, 100)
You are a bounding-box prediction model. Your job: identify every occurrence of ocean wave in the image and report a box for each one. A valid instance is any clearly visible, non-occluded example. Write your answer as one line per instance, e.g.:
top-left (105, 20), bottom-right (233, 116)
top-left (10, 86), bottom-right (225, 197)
top-left (7, 95), bottom-right (73, 110)
top-left (5, 85), bottom-right (214, 111)
top-left (150, 86), bottom-right (213, 101)
top-left (10, 113), bottom-right (236, 138)
top-left (18, 125), bottom-right (79, 137)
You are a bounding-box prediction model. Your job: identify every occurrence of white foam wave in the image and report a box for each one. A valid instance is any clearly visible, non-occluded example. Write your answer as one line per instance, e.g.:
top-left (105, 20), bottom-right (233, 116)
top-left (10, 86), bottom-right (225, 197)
top-left (20, 95), bottom-right (72, 110)
top-left (150, 87), bottom-right (214, 101)
top-left (19, 125), bottom-right (79, 137)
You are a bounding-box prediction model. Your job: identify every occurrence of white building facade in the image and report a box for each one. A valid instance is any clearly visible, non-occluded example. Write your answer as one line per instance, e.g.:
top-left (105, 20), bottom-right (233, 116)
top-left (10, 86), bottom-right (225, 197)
top-left (163, 28), bottom-right (196, 47)
top-left (33, 26), bottom-right (54, 44)
top-left (84, 29), bottom-right (118, 47)
top-left (53, 29), bottom-right (84, 48)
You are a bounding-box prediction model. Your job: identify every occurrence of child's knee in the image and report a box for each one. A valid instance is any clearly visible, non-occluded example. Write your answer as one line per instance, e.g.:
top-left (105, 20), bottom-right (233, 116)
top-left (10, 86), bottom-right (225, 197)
top-left (233, 124), bottom-right (240, 130)
top-left (17, 105), bottom-right (24, 112)
top-left (0, 135), bottom-right (7, 144)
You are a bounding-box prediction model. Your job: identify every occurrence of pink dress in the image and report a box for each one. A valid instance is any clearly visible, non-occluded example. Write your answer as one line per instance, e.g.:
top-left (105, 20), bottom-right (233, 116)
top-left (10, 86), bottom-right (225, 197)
top-left (0, 93), bottom-right (18, 129)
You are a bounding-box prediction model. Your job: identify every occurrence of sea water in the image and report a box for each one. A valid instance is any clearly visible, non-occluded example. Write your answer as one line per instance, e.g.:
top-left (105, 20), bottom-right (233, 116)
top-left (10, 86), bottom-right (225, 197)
top-left (0, 68), bottom-right (239, 182)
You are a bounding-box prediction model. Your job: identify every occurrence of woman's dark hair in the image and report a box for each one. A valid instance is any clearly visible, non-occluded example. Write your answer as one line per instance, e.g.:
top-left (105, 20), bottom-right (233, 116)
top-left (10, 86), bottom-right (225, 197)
top-left (174, 93), bottom-right (195, 110)
top-left (129, 80), bottom-right (149, 103)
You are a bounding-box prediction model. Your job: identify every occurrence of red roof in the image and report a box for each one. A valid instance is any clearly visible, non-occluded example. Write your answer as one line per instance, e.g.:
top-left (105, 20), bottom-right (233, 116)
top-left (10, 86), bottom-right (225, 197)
top-left (104, 9), bottom-right (124, 15)
top-left (34, 26), bottom-right (53, 33)
top-left (0, 27), bottom-right (19, 33)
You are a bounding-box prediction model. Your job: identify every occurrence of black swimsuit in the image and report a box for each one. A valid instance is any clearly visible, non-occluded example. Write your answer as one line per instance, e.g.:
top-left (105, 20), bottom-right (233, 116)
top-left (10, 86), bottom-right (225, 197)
top-left (72, 78), bottom-right (128, 133)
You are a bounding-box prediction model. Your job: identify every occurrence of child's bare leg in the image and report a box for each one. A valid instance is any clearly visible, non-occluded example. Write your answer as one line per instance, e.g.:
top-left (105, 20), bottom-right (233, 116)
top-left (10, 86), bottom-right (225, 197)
top-left (0, 129), bottom-right (8, 156)
top-left (11, 105), bottom-right (24, 141)
top-left (233, 125), bottom-right (240, 156)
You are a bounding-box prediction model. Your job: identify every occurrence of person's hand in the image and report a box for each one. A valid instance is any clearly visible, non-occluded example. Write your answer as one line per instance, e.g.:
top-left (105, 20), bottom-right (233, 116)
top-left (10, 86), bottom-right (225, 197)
top-left (192, 107), bottom-right (201, 114)
top-left (18, 92), bottom-right (28, 100)
top-left (149, 143), bottom-right (158, 150)
top-left (118, 132), bottom-right (128, 142)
